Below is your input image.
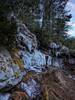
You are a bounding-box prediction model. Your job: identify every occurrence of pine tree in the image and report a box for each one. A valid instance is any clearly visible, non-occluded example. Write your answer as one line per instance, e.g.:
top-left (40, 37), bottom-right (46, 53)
top-left (0, 0), bottom-right (72, 49)
top-left (0, 0), bottom-right (17, 48)
top-left (43, 0), bottom-right (71, 36)
top-left (32, 0), bottom-right (72, 49)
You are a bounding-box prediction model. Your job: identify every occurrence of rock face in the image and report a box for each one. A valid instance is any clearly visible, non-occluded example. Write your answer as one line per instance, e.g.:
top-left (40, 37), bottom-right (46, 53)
top-left (16, 23), bottom-right (52, 72)
top-left (16, 23), bottom-right (64, 72)
top-left (8, 13), bottom-right (71, 72)
top-left (19, 50), bottom-right (51, 72)
top-left (17, 23), bottom-right (37, 52)
top-left (20, 78), bottom-right (40, 98)
top-left (0, 48), bottom-right (25, 90)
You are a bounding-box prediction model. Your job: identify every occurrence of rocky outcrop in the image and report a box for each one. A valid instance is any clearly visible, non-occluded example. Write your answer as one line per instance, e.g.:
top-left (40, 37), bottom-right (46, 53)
top-left (20, 78), bottom-right (40, 98)
top-left (9, 13), bottom-right (68, 71)
top-left (18, 50), bottom-right (52, 72)
top-left (16, 22), bottom-right (52, 72)
top-left (0, 48), bottom-right (25, 91)
top-left (16, 23), bottom-right (65, 72)
top-left (17, 23), bottom-right (37, 52)
top-left (50, 42), bottom-right (69, 57)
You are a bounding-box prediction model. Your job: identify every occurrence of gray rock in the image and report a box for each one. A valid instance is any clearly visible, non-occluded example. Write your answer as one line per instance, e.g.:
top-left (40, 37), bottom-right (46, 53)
top-left (19, 50), bottom-right (51, 72)
top-left (0, 48), bottom-right (25, 91)
top-left (17, 23), bottom-right (37, 52)
top-left (20, 79), bottom-right (40, 98)
top-left (0, 93), bottom-right (10, 100)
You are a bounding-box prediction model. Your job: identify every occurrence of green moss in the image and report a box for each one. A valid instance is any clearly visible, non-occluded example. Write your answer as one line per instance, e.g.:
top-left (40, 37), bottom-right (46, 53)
top-left (14, 72), bottom-right (20, 78)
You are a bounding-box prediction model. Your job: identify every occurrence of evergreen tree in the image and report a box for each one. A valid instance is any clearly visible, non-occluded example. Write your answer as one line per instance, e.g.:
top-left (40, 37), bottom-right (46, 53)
top-left (32, 0), bottom-right (72, 49)
top-left (0, 0), bottom-right (17, 48)
top-left (0, 0), bottom-right (72, 50)
top-left (43, 0), bottom-right (72, 36)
